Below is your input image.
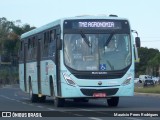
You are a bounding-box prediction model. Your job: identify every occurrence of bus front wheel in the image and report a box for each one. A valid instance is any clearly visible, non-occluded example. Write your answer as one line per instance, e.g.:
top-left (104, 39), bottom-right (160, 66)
top-left (107, 97), bottom-right (119, 107)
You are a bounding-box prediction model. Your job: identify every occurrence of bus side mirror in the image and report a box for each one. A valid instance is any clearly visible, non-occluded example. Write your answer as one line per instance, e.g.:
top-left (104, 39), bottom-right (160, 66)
top-left (135, 37), bottom-right (141, 48)
top-left (57, 39), bottom-right (62, 50)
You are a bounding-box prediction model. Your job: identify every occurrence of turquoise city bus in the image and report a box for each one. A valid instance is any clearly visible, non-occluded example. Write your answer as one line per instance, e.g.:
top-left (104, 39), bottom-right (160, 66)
top-left (19, 15), bottom-right (140, 107)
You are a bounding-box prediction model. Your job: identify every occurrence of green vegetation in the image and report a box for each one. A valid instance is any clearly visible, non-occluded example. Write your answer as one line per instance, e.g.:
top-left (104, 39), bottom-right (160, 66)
top-left (135, 47), bottom-right (160, 77)
top-left (0, 66), bottom-right (18, 85)
top-left (0, 17), bottom-right (35, 85)
top-left (135, 85), bottom-right (160, 94)
top-left (0, 17), bottom-right (35, 57)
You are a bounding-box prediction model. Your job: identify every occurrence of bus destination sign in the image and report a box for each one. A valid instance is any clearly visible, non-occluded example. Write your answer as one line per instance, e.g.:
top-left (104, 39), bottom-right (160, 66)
top-left (78, 22), bottom-right (115, 28)
top-left (64, 20), bottom-right (124, 30)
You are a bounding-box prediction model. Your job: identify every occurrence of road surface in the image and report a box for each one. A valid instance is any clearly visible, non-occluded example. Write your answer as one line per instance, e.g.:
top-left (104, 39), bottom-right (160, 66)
top-left (0, 85), bottom-right (160, 120)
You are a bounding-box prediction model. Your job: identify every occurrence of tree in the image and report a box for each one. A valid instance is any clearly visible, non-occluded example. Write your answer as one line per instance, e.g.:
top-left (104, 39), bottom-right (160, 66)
top-left (0, 17), bottom-right (36, 64)
top-left (136, 47), bottom-right (160, 76)
top-left (0, 17), bottom-right (14, 53)
top-left (11, 24), bottom-right (36, 54)
top-left (148, 53), bottom-right (160, 76)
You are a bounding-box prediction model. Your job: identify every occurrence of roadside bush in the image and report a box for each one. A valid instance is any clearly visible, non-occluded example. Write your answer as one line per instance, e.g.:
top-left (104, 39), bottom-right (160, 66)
top-left (0, 65), bottom-right (18, 86)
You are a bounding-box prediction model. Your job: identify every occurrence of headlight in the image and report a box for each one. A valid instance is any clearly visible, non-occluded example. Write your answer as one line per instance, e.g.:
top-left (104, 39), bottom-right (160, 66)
top-left (62, 73), bottom-right (76, 86)
top-left (122, 76), bottom-right (132, 85)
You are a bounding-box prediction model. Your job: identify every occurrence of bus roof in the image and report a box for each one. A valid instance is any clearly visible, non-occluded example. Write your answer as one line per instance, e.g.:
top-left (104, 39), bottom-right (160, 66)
top-left (20, 15), bottom-right (129, 39)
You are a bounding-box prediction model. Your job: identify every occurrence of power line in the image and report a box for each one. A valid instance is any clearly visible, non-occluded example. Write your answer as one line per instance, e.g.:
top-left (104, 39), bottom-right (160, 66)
top-left (141, 40), bottom-right (160, 42)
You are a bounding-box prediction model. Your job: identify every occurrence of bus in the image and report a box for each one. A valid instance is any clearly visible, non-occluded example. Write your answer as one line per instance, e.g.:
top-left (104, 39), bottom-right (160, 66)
top-left (19, 15), bottom-right (140, 107)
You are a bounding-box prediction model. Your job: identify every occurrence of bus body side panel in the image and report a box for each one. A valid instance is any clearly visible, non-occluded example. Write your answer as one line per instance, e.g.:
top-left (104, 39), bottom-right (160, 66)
top-left (20, 62), bottom-right (39, 94)
top-left (40, 29), bottom-right (59, 96)
top-left (26, 62), bottom-right (38, 94)
top-left (40, 60), bottom-right (57, 96)
top-left (19, 63), bottom-right (24, 91)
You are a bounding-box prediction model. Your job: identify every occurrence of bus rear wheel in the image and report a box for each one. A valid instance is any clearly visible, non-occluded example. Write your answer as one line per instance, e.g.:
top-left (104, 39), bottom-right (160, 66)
top-left (38, 96), bottom-right (46, 103)
top-left (54, 98), bottom-right (65, 107)
top-left (107, 97), bottom-right (119, 107)
top-left (29, 85), bottom-right (38, 103)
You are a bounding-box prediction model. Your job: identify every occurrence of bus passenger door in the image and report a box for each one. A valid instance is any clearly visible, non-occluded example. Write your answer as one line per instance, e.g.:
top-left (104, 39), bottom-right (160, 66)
top-left (24, 43), bottom-right (27, 92)
top-left (37, 38), bottom-right (42, 94)
top-left (55, 28), bottom-right (61, 97)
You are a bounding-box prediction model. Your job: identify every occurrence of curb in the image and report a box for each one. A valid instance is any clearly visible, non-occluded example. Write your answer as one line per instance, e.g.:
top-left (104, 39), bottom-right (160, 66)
top-left (134, 92), bottom-right (160, 97)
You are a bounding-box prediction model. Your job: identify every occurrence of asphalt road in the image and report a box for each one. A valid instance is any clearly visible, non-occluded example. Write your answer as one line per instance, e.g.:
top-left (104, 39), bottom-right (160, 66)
top-left (0, 85), bottom-right (160, 120)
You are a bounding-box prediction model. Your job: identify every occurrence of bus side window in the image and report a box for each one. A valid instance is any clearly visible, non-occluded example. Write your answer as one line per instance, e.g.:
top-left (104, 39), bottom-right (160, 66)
top-left (32, 36), bottom-right (36, 59)
top-left (28, 37), bottom-right (35, 60)
top-left (43, 32), bottom-right (46, 57)
top-left (28, 38), bottom-right (31, 49)
top-left (44, 32), bottom-right (47, 44)
top-left (43, 31), bottom-right (49, 57)
top-left (48, 30), bottom-right (55, 57)
top-left (27, 38), bottom-right (31, 60)
top-left (19, 41), bottom-right (23, 61)
top-left (47, 31), bottom-right (50, 43)
top-left (49, 30), bottom-right (54, 43)
top-left (50, 30), bottom-right (56, 41)
top-left (32, 37), bottom-right (35, 48)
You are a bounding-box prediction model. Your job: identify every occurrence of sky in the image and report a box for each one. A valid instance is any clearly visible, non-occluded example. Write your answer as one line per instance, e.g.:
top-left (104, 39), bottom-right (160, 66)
top-left (0, 0), bottom-right (160, 50)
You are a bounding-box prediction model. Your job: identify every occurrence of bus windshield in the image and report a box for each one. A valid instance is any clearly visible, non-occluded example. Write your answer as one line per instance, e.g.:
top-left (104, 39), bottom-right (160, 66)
top-left (64, 33), bottom-right (131, 71)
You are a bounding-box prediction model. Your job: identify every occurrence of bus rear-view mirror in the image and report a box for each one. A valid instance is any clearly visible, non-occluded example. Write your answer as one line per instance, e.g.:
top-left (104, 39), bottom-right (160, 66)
top-left (135, 37), bottom-right (141, 48)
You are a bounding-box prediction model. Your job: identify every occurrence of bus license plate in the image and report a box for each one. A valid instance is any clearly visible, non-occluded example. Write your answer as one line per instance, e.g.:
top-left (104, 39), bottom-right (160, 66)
top-left (93, 93), bottom-right (106, 97)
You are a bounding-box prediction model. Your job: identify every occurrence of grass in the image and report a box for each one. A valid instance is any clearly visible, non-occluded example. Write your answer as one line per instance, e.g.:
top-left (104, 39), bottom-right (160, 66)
top-left (135, 85), bottom-right (160, 94)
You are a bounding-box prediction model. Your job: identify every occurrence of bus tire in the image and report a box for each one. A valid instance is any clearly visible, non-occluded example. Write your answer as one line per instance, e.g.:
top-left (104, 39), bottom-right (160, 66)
top-left (54, 98), bottom-right (65, 107)
top-left (29, 84), bottom-right (38, 103)
top-left (50, 77), bottom-right (54, 96)
top-left (38, 96), bottom-right (46, 103)
top-left (107, 97), bottom-right (119, 107)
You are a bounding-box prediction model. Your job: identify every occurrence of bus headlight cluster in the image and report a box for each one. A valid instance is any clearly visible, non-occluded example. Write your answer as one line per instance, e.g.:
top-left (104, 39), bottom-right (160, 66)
top-left (62, 73), bottom-right (76, 86)
top-left (122, 76), bottom-right (132, 86)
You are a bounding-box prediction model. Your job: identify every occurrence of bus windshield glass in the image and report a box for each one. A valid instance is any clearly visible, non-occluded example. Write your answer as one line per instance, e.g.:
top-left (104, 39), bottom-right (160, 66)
top-left (64, 33), bottom-right (131, 71)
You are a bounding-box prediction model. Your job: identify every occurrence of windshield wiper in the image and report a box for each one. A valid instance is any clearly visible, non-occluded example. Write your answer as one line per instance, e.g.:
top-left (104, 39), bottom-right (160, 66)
top-left (104, 32), bottom-right (114, 46)
top-left (80, 31), bottom-right (91, 47)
